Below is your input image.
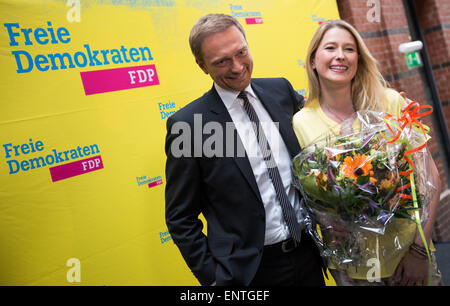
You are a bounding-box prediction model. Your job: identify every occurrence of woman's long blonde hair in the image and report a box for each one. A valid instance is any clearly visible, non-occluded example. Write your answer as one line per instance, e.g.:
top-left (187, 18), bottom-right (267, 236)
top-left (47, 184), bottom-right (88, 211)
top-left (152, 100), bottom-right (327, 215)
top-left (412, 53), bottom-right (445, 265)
top-left (306, 20), bottom-right (387, 111)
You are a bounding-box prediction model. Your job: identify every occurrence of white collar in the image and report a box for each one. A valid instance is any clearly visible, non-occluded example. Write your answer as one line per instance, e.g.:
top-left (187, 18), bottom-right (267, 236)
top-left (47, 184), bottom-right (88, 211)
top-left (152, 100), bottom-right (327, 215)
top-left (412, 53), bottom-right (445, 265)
top-left (214, 83), bottom-right (257, 111)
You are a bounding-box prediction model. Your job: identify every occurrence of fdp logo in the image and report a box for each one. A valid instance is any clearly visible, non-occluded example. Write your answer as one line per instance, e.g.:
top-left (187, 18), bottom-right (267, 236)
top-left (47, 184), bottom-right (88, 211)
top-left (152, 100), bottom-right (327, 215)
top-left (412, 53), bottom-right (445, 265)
top-left (229, 4), bottom-right (263, 25)
top-left (2, 139), bottom-right (103, 182)
top-left (136, 175), bottom-right (163, 189)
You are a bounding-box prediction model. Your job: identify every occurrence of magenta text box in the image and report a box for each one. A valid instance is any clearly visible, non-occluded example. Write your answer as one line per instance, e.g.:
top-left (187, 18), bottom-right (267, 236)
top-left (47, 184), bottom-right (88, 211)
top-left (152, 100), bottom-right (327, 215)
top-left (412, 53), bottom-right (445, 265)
top-left (148, 179), bottom-right (163, 188)
top-left (50, 155), bottom-right (104, 182)
top-left (80, 64), bottom-right (159, 95)
top-left (245, 17), bottom-right (263, 25)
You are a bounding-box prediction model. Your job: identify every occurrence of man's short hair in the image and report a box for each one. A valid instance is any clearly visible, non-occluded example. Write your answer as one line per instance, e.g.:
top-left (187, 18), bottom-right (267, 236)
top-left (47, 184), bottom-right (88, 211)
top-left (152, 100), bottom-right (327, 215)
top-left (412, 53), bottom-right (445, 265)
top-left (189, 14), bottom-right (246, 62)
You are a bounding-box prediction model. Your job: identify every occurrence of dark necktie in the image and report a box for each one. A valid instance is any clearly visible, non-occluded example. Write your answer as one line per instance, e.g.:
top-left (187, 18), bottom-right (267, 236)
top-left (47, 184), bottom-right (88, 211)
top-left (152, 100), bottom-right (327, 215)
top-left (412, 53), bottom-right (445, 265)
top-left (238, 91), bottom-right (302, 242)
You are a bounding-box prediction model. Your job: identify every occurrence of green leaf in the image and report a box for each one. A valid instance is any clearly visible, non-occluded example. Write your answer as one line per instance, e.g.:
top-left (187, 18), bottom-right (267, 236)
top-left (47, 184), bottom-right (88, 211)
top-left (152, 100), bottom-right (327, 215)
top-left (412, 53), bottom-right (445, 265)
top-left (356, 174), bottom-right (370, 185)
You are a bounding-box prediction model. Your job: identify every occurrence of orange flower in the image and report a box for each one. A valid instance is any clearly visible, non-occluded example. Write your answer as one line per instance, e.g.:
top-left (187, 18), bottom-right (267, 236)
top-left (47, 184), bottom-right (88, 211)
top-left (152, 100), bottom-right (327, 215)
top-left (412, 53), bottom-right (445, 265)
top-left (380, 178), bottom-right (394, 190)
top-left (340, 154), bottom-right (373, 181)
top-left (306, 169), bottom-right (328, 191)
top-left (369, 171), bottom-right (377, 183)
top-left (315, 170), bottom-right (328, 191)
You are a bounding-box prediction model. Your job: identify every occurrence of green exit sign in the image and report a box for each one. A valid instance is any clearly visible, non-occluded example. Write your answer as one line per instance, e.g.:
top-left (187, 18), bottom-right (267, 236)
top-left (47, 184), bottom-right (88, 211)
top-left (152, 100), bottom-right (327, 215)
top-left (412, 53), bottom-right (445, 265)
top-left (405, 51), bottom-right (423, 69)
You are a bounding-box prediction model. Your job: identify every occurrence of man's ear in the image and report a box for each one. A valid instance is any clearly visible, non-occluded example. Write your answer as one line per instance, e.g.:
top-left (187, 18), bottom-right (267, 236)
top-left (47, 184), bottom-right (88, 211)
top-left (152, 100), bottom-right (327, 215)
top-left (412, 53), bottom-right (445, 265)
top-left (196, 59), bottom-right (209, 75)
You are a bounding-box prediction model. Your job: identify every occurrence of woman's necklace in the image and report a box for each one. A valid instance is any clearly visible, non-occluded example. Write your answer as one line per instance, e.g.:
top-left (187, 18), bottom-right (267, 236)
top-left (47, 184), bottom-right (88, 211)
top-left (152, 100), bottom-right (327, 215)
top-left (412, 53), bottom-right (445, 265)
top-left (321, 102), bottom-right (356, 135)
top-left (321, 102), bottom-right (355, 123)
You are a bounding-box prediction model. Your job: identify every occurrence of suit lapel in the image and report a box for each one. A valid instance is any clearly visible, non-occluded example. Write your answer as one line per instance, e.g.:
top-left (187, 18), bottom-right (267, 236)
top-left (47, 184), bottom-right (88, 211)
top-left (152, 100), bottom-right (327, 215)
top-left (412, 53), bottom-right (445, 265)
top-left (251, 81), bottom-right (301, 158)
top-left (207, 86), bottom-right (263, 204)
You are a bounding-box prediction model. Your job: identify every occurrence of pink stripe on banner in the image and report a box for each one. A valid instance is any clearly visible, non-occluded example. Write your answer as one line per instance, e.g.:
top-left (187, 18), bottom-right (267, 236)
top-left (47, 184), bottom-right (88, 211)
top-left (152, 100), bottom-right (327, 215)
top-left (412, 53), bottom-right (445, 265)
top-left (80, 64), bottom-right (159, 95)
top-left (245, 17), bottom-right (263, 25)
top-left (49, 155), bottom-right (104, 182)
top-left (148, 179), bottom-right (163, 188)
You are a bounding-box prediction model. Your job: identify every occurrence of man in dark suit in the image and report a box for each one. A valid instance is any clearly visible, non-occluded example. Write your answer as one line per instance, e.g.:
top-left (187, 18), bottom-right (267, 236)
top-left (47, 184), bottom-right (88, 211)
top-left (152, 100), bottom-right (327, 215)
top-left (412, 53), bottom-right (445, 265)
top-left (165, 14), bottom-right (325, 286)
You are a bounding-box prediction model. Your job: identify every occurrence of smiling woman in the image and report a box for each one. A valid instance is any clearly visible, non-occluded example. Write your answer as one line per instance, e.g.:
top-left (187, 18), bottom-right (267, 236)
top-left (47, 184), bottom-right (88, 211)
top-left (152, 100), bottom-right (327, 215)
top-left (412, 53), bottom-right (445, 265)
top-left (293, 19), bottom-right (443, 287)
top-left (311, 27), bottom-right (359, 87)
top-left (305, 20), bottom-right (388, 114)
top-left (311, 26), bottom-right (359, 123)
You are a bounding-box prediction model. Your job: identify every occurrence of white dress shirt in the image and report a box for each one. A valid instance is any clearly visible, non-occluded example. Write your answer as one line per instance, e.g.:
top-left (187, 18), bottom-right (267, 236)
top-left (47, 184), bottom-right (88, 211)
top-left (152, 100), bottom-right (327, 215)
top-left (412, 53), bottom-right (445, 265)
top-left (215, 83), bottom-right (302, 245)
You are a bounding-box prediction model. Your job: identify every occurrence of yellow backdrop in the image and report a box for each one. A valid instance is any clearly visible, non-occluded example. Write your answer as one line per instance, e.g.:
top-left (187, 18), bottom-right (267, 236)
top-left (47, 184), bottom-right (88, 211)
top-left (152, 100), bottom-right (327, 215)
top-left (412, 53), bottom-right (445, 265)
top-left (0, 0), bottom-right (339, 285)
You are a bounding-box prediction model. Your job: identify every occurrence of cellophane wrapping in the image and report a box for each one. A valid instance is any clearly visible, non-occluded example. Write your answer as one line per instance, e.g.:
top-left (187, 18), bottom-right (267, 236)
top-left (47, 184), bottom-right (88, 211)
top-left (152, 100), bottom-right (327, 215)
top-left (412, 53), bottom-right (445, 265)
top-left (293, 110), bottom-right (435, 279)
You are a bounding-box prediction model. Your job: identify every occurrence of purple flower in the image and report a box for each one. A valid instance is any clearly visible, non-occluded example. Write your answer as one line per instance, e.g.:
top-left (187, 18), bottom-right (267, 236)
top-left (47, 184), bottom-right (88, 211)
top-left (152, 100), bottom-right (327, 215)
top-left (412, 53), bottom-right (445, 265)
top-left (326, 167), bottom-right (335, 182)
top-left (368, 199), bottom-right (379, 209)
top-left (357, 182), bottom-right (375, 194)
top-left (362, 133), bottom-right (375, 148)
top-left (377, 211), bottom-right (391, 224)
top-left (361, 214), bottom-right (370, 222)
top-left (333, 184), bottom-right (342, 195)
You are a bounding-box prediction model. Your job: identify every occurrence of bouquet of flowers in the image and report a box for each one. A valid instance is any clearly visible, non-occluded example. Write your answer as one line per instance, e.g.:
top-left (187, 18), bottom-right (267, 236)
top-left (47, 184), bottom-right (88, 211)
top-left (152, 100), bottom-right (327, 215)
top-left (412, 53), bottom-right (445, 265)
top-left (293, 108), bottom-right (434, 279)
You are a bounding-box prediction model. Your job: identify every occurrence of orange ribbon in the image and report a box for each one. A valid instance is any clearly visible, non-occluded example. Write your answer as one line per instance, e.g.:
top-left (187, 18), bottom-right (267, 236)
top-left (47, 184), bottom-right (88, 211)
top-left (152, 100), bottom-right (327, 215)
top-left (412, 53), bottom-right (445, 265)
top-left (384, 101), bottom-right (434, 285)
top-left (383, 101), bottom-right (433, 197)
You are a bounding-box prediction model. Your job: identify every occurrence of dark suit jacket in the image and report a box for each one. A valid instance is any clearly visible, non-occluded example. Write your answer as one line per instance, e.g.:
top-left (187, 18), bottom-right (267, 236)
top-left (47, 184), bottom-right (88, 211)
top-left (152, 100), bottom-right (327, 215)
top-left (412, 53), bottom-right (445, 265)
top-left (165, 78), bottom-right (304, 286)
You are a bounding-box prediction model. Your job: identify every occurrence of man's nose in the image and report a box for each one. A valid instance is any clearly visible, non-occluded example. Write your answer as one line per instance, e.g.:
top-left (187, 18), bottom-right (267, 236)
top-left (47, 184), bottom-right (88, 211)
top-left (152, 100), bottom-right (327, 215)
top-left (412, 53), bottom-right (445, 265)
top-left (230, 58), bottom-right (243, 72)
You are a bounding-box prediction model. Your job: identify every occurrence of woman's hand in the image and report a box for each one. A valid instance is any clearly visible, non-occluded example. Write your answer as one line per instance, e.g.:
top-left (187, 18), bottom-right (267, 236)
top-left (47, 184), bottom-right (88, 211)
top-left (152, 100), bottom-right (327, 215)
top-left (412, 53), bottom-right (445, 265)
top-left (399, 91), bottom-right (420, 111)
top-left (323, 218), bottom-right (351, 244)
top-left (389, 250), bottom-right (429, 286)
